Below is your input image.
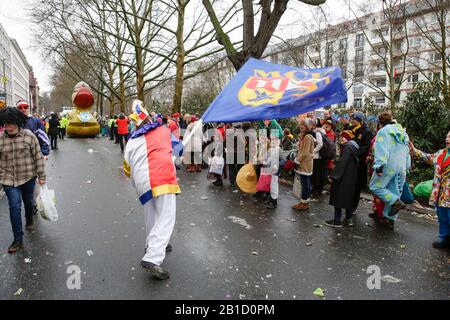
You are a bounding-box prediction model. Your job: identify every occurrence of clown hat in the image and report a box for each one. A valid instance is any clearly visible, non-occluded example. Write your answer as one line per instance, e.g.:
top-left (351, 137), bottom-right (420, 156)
top-left (236, 164), bottom-right (258, 194)
top-left (129, 100), bottom-right (149, 127)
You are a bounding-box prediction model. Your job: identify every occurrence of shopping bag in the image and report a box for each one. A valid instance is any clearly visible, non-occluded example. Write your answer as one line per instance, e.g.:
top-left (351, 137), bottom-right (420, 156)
top-left (37, 184), bottom-right (58, 221)
top-left (209, 156), bottom-right (224, 175)
top-left (292, 171), bottom-right (303, 199)
top-left (256, 174), bottom-right (272, 192)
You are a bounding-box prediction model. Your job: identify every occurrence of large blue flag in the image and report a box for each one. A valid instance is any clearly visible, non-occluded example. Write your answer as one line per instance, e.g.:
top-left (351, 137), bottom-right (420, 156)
top-left (202, 58), bottom-right (347, 123)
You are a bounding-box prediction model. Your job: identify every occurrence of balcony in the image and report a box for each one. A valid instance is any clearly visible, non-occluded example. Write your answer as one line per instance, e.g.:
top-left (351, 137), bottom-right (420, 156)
top-left (369, 69), bottom-right (387, 78)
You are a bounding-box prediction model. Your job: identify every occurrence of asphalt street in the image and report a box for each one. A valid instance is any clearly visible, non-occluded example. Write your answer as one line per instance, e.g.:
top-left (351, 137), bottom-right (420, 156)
top-left (0, 137), bottom-right (448, 300)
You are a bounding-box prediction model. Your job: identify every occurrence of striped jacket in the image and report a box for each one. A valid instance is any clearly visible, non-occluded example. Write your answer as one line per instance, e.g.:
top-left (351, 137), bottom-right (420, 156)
top-left (124, 124), bottom-right (182, 205)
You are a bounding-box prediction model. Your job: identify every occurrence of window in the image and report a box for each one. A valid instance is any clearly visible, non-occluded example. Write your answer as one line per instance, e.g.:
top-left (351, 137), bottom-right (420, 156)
top-left (394, 41), bottom-right (403, 50)
top-left (326, 42), bottom-right (334, 54)
top-left (409, 56), bottom-right (420, 65)
top-left (394, 91), bottom-right (401, 103)
top-left (376, 78), bottom-right (386, 87)
top-left (376, 64), bottom-right (386, 71)
top-left (430, 52), bottom-right (441, 62)
top-left (376, 47), bottom-right (386, 55)
top-left (355, 48), bottom-right (364, 62)
top-left (341, 66), bottom-right (347, 79)
top-left (408, 74), bottom-right (419, 83)
top-left (394, 76), bottom-right (402, 84)
top-left (375, 96), bottom-right (386, 104)
top-left (410, 37), bottom-right (422, 47)
top-left (355, 64), bottom-right (364, 77)
top-left (353, 98), bottom-right (362, 107)
top-left (339, 38), bottom-right (347, 50)
top-left (339, 53), bottom-right (347, 65)
top-left (355, 34), bottom-right (365, 47)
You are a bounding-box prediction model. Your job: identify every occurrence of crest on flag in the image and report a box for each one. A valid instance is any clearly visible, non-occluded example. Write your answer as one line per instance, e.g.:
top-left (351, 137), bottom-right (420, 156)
top-left (202, 58), bottom-right (347, 123)
top-left (238, 70), bottom-right (332, 107)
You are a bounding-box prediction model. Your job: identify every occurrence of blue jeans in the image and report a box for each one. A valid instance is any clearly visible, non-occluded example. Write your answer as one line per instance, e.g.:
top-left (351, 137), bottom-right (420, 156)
top-left (300, 174), bottom-right (312, 201)
top-left (436, 206), bottom-right (450, 241)
top-left (3, 179), bottom-right (36, 242)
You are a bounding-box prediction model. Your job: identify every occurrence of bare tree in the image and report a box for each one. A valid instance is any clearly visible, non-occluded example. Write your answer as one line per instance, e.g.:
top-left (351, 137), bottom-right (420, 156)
top-left (202, 0), bottom-right (326, 71)
top-left (406, 0), bottom-right (450, 105)
top-left (350, 0), bottom-right (413, 111)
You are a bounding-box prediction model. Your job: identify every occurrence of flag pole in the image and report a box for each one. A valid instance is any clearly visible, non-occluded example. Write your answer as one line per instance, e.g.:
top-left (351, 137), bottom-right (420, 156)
top-left (172, 118), bottom-right (204, 162)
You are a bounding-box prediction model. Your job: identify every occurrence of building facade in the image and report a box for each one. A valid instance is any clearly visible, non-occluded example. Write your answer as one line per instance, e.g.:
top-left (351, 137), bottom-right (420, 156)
top-left (0, 23), bottom-right (13, 106)
top-left (29, 67), bottom-right (39, 113)
top-left (206, 0), bottom-right (450, 110)
top-left (10, 39), bottom-right (30, 106)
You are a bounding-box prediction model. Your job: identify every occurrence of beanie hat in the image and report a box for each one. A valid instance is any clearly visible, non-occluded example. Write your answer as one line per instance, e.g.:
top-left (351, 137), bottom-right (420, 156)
top-left (341, 130), bottom-right (355, 141)
top-left (351, 111), bottom-right (365, 123)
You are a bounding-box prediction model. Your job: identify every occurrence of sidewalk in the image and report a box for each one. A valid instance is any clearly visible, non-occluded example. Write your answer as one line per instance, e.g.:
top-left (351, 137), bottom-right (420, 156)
top-left (279, 177), bottom-right (437, 218)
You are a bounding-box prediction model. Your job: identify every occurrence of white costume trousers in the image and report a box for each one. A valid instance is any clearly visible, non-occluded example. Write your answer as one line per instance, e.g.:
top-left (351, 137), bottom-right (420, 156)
top-left (270, 175), bottom-right (279, 200)
top-left (142, 194), bottom-right (176, 266)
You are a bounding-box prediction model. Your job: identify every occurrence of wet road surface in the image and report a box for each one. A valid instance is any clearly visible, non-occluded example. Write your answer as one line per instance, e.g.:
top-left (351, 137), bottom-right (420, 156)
top-left (0, 137), bottom-right (448, 300)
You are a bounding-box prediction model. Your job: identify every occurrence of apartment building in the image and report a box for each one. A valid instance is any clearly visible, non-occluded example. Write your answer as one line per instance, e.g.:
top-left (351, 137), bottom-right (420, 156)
top-left (10, 38), bottom-right (30, 105)
top-left (0, 23), bottom-right (13, 106)
top-left (212, 0), bottom-right (449, 109)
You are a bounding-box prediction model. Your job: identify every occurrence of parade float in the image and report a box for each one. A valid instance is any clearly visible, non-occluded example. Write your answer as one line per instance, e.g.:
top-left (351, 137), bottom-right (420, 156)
top-left (66, 82), bottom-right (100, 137)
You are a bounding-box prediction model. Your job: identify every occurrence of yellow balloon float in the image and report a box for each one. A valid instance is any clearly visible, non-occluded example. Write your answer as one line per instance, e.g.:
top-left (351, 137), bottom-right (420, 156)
top-left (66, 82), bottom-right (100, 137)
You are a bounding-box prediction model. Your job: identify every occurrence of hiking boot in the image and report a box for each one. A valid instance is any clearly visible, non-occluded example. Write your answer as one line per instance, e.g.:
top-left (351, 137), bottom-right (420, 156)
top-left (212, 179), bottom-right (223, 186)
top-left (324, 220), bottom-right (342, 228)
top-left (292, 202), bottom-right (308, 210)
top-left (26, 222), bottom-right (34, 231)
top-left (140, 261), bottom-right (170, 280)
top-left (343, 218), bottom-right (354, 226)
top-left (388, 199), bottom-right (406, 216)
top-left (8, 240), bottom-right (23, 254)
top-left (265, 198), bottom-right (277, 209)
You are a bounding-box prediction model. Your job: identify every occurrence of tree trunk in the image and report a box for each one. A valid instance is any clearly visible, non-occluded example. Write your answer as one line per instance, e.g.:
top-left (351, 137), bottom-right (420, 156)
top-left (172, 0), bottom-right (186, 114)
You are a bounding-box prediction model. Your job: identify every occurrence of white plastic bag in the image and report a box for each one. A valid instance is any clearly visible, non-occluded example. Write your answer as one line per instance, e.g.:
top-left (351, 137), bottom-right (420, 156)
top-left (37, 184), bottom-right (58, 221)
top-left (209, 156), bottom-right (224, 175)
top-left (292, 171), bottom-right (303, 199)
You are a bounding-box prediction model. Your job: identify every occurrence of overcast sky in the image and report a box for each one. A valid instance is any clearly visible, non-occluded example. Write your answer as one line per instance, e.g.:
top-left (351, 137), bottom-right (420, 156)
top-left (0, 0), bottom-right (367, 94)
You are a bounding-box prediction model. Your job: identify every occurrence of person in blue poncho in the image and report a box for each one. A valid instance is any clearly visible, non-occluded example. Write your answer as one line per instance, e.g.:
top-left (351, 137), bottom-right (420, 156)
top-left (369, 112), bottom-right (411, 230)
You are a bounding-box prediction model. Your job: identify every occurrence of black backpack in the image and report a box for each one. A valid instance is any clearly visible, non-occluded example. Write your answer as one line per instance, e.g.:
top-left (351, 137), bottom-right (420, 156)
top-left (318, 132), bottom-right (336, 160)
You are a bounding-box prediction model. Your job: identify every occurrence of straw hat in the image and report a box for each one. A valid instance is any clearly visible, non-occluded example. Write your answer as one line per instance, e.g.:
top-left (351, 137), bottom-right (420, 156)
top-left (236, 164), bottom-right (258, 194)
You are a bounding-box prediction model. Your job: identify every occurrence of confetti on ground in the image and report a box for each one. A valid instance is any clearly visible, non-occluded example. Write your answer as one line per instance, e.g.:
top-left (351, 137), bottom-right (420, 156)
top-left (87, 250), bottom-right (94, 256)
top-left (24, 258), bottom-right (31, 264)
top-left (14, 288), bottom-right (23, 296)
top-left (251, 251), bottom-right (259, 255)
top-left (382, 275), bottom-right (402, 283)
top-left (228, 216), bottom-right (252, 229)
top-left (313, 288), bottom-right (325, 298)
top-left (400, 244), bottom-right (407, 249)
